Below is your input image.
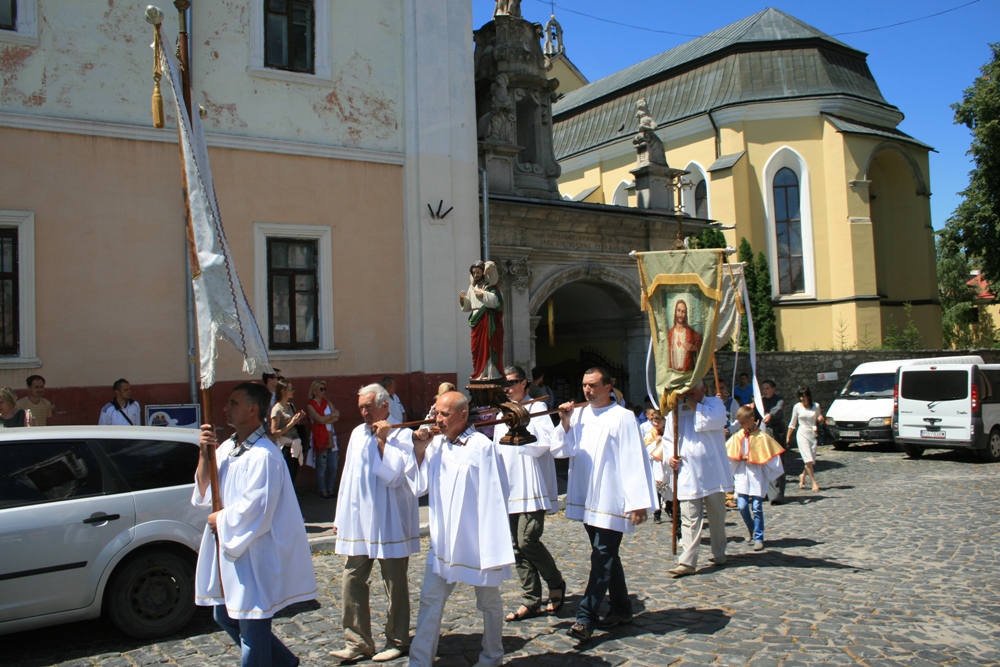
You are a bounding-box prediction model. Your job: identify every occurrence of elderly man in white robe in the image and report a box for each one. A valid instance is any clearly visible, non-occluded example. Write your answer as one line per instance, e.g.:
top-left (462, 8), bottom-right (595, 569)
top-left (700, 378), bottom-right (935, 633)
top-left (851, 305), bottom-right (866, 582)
top-left (194, 382), bottom-right (317, 667)
top-left (663, 380), bottom-right (734, 577)
top-left (493, 365), bottom-right (566, 622)
top-left (407, 391), bottom-right (514, 667)
top-left (552, 367), bottom-right (656, 643)
top-left (329, 383), bottom-right (420, 664)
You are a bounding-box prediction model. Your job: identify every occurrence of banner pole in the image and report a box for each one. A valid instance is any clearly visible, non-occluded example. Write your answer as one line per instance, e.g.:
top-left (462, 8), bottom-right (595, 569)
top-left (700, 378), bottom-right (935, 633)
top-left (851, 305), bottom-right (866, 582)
top-left (671, 402), bottom-right (680, 556)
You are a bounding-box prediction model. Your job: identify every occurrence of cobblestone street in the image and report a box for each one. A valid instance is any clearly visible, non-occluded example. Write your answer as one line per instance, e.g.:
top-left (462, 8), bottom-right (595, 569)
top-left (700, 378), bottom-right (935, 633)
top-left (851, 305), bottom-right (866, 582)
top-left (4, 443), bottom-right (999, 667)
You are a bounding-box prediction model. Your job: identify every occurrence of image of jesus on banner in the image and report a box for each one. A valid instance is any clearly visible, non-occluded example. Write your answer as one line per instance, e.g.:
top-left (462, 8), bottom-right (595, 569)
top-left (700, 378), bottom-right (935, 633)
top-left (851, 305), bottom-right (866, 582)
top-left (667, 298), bottom-right (703, 372)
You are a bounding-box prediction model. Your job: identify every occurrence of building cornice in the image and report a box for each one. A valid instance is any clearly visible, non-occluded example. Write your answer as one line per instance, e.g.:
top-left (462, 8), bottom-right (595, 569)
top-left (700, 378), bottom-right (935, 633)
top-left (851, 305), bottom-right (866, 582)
top-left (0, 111), bottom-right (405, 166)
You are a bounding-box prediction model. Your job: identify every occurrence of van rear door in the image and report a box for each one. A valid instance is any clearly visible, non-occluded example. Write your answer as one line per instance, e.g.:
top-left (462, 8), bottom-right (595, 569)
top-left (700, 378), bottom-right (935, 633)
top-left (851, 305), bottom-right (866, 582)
top-left (897, 367), bottom-right (974, 444)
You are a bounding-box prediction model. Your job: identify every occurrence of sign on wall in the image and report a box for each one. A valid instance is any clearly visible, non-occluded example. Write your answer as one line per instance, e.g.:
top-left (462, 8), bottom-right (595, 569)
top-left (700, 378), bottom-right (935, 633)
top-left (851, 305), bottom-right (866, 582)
top-left (816, 372), bottom-right (839, 382)
top-left (145, 404), bottom-right (201, 429)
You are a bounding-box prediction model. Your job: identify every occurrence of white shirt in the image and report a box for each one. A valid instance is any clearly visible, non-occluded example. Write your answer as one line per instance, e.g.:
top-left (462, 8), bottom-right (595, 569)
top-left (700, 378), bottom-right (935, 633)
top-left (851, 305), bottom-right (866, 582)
top-left (388, 394), bottom-right (405, 423)
top-left (407, 427), bottom-right (514, 586)
top-left (493, 398), bottom-right (558, 514)
top-left (663, 397), bottom-right (734, 501)
top-left (98, 399), bottom-right (141, 426)
top-left (640, 420), bottom-right (654, 440)
top-left (334, 423), bottom-right (420, 559)
top-left (729, 432), bottom-right (785, 497)
top-left (192, 427), bottom-right (317, 619)
top-left (550, 402), bottom-right (656, 533)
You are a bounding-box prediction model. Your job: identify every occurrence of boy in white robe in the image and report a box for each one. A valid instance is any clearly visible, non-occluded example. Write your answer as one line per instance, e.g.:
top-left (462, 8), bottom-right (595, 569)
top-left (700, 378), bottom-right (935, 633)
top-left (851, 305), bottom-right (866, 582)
top-left (726, 405), bottom-right (785, 551)
top-left (664, 381), bottom-right (734, 577)
top-left (193, 382), bottom-right (317, 667)
top-left (552, 368), bottom-right (656, 642)
top-left (493, 366), bottom-right (565, 622)
top-left (329, 384), bottom-right (420, 664)
top-left (407, 391), bottom-right (514, 667)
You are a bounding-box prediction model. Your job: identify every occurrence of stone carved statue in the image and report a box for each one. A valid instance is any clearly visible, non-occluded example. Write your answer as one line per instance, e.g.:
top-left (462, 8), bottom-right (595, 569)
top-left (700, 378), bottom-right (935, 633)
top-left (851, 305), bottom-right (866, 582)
top-left (459, 260), bottom-right (504, 381)
top-left (480, 73), bottom-right (515, 143)
top-left (633, 98), bottom-right (667, 167)
top-left (494, 0), bottom-right (522, 18)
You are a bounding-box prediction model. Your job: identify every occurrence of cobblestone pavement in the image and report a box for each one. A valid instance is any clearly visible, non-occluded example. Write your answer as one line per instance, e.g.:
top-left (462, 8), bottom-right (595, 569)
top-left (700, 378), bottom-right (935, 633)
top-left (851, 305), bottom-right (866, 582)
top-left (4, 443), bottom-right (999, 667)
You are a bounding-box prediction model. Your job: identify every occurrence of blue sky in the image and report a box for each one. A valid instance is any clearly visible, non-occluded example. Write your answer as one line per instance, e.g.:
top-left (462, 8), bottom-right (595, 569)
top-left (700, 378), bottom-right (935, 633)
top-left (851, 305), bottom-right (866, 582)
top-left (472, 0), bottom-right (999, 230)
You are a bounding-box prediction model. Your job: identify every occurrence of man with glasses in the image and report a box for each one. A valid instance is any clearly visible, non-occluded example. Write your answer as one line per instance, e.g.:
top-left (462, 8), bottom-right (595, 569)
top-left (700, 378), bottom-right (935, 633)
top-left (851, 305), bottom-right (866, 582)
top-left (262, 369), bottom-right (282, 411)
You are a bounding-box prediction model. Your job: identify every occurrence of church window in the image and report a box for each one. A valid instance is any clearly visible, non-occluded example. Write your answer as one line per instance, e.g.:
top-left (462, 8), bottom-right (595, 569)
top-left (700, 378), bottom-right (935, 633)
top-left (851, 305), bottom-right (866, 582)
top-left (773, 167), bottom-right (804, 294)
top-left (264, 0), bottom-right (314, 74)
top-left (694, 180), bottom-right (708, 218)
top-left (267, 238), bottom-right (319, 350)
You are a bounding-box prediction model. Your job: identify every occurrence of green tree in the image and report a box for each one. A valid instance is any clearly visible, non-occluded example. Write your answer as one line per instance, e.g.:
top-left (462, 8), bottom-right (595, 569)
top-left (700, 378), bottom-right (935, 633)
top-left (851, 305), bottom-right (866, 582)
top-left (689, 227), bottom-right (728, 250)
top-left (936, 227), bottom-right (1000, 349)
top-left (754, 251), bottom-right (778, 351)
top-left (946, 43), bottom-right (1000, 289)
top-left (881, 303), bottom-right (923, 350)
top-left (737, 238), bottom-right (756, 351)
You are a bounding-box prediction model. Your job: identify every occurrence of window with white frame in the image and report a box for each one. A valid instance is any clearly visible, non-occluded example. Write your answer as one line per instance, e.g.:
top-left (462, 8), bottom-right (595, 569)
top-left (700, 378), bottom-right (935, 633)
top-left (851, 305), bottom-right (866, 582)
top-left (0, 211), bottom-right (37, 366)
top-left (0, 0), bottom-right (38, 46)
top-left (611, 180), bottom-right (631, 207)
top-left (762, 147), bottom-right (815, 298)
top-left (254, 223), bottom-right (337, 359)
top-left (250, 0), bottom-right (331, 85)
top-left (682, 163), bottom-right (709, 218)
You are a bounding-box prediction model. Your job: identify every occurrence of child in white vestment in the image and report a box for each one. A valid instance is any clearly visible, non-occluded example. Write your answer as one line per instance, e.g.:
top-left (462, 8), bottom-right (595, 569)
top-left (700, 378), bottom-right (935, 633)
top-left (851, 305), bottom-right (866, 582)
top-left (725, 405), bottom-right (785, 551)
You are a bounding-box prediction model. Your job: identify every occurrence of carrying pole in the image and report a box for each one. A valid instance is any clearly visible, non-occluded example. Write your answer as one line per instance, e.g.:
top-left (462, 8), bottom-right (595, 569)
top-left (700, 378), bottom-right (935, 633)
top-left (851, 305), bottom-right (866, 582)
top-left (671, 402), bottom-right (680, 556)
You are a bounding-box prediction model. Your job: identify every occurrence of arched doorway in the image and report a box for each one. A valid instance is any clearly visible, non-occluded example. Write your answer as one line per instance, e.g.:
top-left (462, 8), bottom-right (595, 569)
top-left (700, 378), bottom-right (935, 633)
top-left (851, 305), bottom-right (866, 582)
top-left (531, 275), bottom-right (648, 408)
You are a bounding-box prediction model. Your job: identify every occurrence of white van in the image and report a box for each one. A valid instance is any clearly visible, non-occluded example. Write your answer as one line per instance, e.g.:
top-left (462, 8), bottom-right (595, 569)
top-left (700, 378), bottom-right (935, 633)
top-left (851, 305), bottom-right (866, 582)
top-left (825, 355), bottom-right (984, 450)
top-left (894, 362), bottom-right (1000, 462)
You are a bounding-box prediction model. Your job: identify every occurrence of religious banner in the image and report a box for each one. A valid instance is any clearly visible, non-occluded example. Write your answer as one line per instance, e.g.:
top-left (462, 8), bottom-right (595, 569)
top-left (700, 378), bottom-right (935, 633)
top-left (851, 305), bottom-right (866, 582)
top-left (635, 249), bottom-right (725, 412)
top-left (716, 262), bottom-right (744, 351)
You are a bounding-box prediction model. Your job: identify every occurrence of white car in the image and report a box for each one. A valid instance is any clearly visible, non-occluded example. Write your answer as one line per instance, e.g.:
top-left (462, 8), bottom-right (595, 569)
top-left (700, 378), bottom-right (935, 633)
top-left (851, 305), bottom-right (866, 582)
top-left (0, 426), bottom-right (209, 638)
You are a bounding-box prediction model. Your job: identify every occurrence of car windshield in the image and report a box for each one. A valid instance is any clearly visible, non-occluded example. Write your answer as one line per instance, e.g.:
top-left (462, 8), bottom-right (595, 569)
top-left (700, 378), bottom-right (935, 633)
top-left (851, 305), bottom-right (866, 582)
top-left (839, 373), bottom-right (895, 398)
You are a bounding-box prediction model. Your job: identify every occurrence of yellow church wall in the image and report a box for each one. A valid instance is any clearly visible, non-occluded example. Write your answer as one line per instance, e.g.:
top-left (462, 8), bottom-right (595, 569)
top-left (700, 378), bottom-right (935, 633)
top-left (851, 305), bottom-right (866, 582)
top-left (559, 164), bottom-right (603, 201)
top-left (549, 58), bottom-right (588, 95)
top-left (0, 127), bottom-right (407, 388)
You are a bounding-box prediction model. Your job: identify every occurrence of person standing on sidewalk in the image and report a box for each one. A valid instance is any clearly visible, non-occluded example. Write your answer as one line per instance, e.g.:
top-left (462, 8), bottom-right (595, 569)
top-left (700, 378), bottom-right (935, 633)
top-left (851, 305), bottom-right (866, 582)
top-left (664, 380), bottom-right (733, 578)
top-left (727, 405), bottom-right (785, 551)
top-left (492, 366), bottom-right (566, 622)
top-left (406, 391), bottom-right (514, 667)
top-left (329, 384), bottom-right (420, 664)
top-left (551, 367), bottom-right (656, 643)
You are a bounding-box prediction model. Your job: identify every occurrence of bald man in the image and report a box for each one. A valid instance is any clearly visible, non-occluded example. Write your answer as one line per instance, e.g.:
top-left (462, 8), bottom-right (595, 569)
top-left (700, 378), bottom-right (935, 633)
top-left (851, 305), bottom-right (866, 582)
top-left (406, 392), bottom-right (514, 667)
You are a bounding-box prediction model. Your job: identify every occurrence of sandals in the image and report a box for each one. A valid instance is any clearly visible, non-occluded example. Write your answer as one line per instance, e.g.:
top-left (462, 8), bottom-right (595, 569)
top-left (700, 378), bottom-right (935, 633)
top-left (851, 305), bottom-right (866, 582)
top-left (505, 605), bottom-right (539, 622)
top-left (546, 582), bottom-right (567, 613)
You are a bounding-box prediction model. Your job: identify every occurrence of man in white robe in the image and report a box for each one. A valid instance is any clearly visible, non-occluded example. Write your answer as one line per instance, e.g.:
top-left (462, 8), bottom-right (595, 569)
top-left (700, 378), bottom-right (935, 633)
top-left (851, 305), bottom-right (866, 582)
top-left (407, 391), bottom-right (514, 667)
top-left (552, 367), bottom-right (656, 642)
top-left (193, 382), bottom-right (317, 667)
top-left (664, 380), bottom-right (734, 577)
top-left (383, 376), bottom-right (406, 424)
top-left (493, 366), bottom-right (565, 622)
top-left (329, 384), bottom-right (420, 664)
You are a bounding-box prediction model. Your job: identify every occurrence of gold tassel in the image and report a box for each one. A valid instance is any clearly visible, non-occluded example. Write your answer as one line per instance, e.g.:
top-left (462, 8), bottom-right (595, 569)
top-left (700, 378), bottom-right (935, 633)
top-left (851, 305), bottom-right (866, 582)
top-left (547, 297), bottom-right (555, 348)
top-left (151, 26), bottom-right (164, 128)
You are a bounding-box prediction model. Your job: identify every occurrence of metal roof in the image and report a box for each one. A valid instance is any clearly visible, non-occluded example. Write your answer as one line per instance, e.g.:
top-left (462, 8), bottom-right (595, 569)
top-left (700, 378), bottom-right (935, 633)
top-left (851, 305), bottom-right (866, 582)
top-left (555, 8), bottom-right (859, 115)
top-left (823, 114), bottom-right (934, 151)
top-left (552, 9), bottom-right (902, 161)
top-left (708, 151), bottom-right (747, 172)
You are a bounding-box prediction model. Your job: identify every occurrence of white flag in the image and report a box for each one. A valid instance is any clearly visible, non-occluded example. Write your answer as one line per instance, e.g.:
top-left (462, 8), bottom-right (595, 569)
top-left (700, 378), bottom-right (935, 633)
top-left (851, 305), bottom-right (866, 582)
top-left (158, 26), bottom-right (271, 388)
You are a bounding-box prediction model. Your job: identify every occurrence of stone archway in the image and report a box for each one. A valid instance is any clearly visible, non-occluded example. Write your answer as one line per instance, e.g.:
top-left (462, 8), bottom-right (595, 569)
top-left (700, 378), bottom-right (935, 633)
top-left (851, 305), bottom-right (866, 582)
top-left (528, 265), bottom-right (648, 408)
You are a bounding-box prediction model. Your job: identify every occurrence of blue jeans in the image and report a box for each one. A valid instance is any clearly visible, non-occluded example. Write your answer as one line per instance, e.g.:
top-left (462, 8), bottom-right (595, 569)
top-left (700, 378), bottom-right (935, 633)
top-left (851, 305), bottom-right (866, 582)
top-left (213, 605), bottom-right (298, 667)
top-left (316, 448), bottom-right (338, 496)
top-left (576, 524), bottom-right (630, 627)
top-left (737, 494), bottom-right (765, 542)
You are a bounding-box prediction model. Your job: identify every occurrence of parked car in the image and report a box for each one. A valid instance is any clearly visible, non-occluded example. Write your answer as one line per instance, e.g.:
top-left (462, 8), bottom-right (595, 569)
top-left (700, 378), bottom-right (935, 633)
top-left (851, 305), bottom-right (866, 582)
top-left (0, 426), bottom-right (209, 638)
top-left (894, 362), bottom-right (1000, 462)
top-left (825, 355), bottom-right (984, 450)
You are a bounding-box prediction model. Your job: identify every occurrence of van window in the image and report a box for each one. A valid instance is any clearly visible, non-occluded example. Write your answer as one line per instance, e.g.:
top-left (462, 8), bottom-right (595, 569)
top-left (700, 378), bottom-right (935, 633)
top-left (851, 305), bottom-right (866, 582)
top-left (982, 369), bottom-right (1000, 404)
top-left (839, 373), bottom-right (895, 398)
top-left (900, 370), bottom-right (968, 402)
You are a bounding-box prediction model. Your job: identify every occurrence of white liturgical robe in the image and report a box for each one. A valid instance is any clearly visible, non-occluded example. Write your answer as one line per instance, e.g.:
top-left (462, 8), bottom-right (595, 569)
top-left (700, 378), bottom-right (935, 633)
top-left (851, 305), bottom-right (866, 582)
top-left (334, 423), bottom-right (420, 559)
top-left (550, 402), bottom-right (656, 533)
top-left (407, 426), bottom-right (514, 587)
top-left (493, 399), bottom-right (558, 514)
top-left (193, 427), bottom-right (317, 619)
top-left (662, 397), bottom-right (734, 501)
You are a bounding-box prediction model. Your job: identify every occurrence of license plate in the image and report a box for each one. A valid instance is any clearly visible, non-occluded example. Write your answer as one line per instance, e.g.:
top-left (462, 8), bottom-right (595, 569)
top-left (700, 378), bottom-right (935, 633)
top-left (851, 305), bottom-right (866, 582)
top-left (920, 430), bottom-right (946, 439)
top-left (839, 430), bottom-right (860, 438)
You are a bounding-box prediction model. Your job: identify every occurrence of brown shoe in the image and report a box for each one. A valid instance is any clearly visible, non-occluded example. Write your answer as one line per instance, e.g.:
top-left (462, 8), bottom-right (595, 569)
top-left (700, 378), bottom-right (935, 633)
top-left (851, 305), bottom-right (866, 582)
top-left (329, 647), bottom-right (374, 664)
top-left (668, 563), bottom-right (696, 578)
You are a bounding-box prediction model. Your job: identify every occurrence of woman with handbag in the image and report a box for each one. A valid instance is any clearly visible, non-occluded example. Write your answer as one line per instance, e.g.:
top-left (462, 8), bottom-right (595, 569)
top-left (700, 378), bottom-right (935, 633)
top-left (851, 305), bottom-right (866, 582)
top-left (306, 380), bottom-right (340, 499)
top-left (270, 380), bottom-right (307, 483)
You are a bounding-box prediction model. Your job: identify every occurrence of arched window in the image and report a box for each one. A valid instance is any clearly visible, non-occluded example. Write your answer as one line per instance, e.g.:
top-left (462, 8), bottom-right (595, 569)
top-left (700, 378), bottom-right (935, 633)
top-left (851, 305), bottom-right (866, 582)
top-left (694, 180), bottom-right (708, 219)
top-left (772, 167), bottom-right (804, 294)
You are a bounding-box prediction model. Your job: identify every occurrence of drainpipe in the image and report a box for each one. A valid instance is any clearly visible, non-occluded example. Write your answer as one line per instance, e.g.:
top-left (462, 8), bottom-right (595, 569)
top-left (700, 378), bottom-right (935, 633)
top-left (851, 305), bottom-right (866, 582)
top-left (479, 167), bottom-right (490, 261)
top-left (707, 109), bottom-right (721, 160)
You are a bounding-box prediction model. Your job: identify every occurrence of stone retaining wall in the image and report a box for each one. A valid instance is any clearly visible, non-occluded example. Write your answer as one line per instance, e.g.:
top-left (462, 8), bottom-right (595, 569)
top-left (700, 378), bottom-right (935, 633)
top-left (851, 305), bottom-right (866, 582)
top-left (715, 349), bottom-right (1000, 411)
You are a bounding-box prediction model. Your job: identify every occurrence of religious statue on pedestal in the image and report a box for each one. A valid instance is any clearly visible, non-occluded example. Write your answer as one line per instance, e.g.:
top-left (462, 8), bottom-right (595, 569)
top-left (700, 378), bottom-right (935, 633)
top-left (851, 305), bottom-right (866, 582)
top-left (494, 0), bottom-right (522, 18)
top-left (460, 260), bottom-right (504, 381)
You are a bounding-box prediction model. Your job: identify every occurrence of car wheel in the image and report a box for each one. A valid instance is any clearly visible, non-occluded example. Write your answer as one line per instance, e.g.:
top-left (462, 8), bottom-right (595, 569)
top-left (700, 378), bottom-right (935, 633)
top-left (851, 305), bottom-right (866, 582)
top-left (903, 444), bottom-right (924, 459)
top-left (106, 550), bottom-right (195, 639)
top-left (831, 440), bottom-right (849, 451)
top-left (977, 428), bottom-right (1000, 463)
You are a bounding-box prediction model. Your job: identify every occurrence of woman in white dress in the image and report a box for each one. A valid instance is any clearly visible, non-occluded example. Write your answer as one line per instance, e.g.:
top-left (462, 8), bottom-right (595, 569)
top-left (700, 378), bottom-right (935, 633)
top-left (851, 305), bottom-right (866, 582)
top-left (786, 386), bottom-right (823, 492)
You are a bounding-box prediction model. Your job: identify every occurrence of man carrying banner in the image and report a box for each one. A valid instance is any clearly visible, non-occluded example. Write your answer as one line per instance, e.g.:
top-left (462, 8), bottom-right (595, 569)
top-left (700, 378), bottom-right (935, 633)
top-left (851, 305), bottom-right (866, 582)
top-left (663, 380), bottom-right (733, 577)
